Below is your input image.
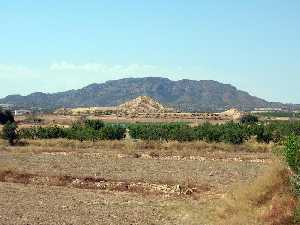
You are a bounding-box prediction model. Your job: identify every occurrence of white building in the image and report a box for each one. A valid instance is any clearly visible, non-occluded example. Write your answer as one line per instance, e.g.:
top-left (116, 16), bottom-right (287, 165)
top-left (0, 104), bottom-right (14, 110)
top-left (14, 110), bottom-right (32, 116)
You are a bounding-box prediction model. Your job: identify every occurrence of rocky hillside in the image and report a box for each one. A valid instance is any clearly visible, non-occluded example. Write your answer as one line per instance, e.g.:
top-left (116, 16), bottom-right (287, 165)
top-left (0, 77), bottom-right (289, 112)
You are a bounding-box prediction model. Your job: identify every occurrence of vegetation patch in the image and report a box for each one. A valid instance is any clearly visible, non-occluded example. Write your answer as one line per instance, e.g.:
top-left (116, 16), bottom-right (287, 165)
top-left (128, 120), bottom-right (300, 144)
top-left (18, 119), bottom-right (126, 141)
top-left (217, 160), bottom-right (297, 225)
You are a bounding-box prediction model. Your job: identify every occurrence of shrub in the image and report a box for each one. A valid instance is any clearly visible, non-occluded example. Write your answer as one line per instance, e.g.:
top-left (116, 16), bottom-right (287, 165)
top-left (202, 124), bottom-right (223, 143)
top-left (221, 122), bottom-right (247, 144)
top-left (269, 121), bottom-right (300, 137)
top-left (65, 127), bottom-right (99, 142)
top-left (99, 126), bottom-right (126, 140)
top-left (24, 114), bottom-right (43, 123)
top-left (240, 114), bottom-right (259, 124)
top-left (283, 134), bottom-right (300, 173)
top-left (283, 134), bottom-right (300, 201)
top-left (2, 121), bottom-right (18, 145)
top-left (290, 175), bottom-right (300, 197)
top-left (71, 121), bottom-right (83, 130)
top-left (169, 127), bottom-right (196, 142)
top-left (128, 123), bottom-right (188, 141)
top-left (84, 119), bottom-right (105, 130)
top-left (272, 130), bottom-right (283, 144)
top-left (0, 110), bottom-right (15, 125)
top-left (255, 125), bottom-right (273, 143)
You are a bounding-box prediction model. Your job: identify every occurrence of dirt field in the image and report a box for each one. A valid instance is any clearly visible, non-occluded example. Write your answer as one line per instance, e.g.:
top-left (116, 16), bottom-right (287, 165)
top-left (0, 139), bottom-right (275, 225)
top-left (14, 113), bottom-right (231, 127)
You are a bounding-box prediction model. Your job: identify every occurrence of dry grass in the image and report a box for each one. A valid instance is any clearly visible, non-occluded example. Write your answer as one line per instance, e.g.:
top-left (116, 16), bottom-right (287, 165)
top-left (0, 182), bottom-right (179, 225)
top-left (0, 138), bottom-right (275, 167)
top-left (0, 148), bottom-right (265, 189)
top-left (0, 135), bottom-right (290, 224)
top-left (2, 138), bottom-right (274, 154)
top-left (216, 159), bottom-right (298, 225)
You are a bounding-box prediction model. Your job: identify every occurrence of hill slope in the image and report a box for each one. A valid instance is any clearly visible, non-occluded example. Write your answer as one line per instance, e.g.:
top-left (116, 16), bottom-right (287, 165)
top-left (0, 77), bottom-right (286, 112)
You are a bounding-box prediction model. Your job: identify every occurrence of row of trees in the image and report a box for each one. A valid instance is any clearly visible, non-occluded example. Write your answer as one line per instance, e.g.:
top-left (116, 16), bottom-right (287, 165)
top-left (3, 112), bottom-right (300, 145)
top-left (19, 120), bottom-right (126, 141)
top-left (1, 113), bottom-right (126, 144)
top-left (128, 115), bottom-right (300, 144)
top-left (128, 122), bottom-right (273, 144)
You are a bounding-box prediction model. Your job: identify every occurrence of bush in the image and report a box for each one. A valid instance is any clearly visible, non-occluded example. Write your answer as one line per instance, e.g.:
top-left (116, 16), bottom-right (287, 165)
top-left (129, 123), bottom-right (188, 141)
top-left (200, 123), bottom-right (223, 143)
top-left (24, 114), bottom-right (43, 123)
top-left (65, 127), bottom-right (99, 142)
top-left (255, 125), bottom-right (273, 143)
top-left (84, 119), bottom-right (104, 130)
top-left (169, 127), bottom-right (196, 142)
top-left (283, 134), bottom-right (300, 173)
top-left (99, 126), bottom-right (126, 140)
top-left (240, 114), bottom-right (259, 124)
top-left (2, 121), bottom-right (18, 145)
top-left (290, 175), bottom-right (300, 197)
top-left (0, 110), bottom-right (15, 125)
top-left (283, 134), bottom-right (300, 199)
top-left (221, 122), bottom-right (248, 144)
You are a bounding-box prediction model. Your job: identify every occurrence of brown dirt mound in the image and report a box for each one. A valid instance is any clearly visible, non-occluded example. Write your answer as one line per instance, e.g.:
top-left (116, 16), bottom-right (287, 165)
top-left (220, 108), bottom-right (244, 120)
top-left (118, 96), bottom-right (173, 114)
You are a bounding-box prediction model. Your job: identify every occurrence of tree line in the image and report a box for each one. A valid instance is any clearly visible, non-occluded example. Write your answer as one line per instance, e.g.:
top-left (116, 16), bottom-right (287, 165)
top-left (128, 115), bottom-right (300, 144)
top-left (18, 119), bottom-right (126, 141)
top-left (2, 113), bottom-right (300, 145)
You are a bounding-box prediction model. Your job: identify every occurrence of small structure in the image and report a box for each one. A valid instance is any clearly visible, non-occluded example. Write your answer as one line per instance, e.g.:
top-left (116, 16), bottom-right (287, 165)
top-left (14, 109), bottom-right (32, 116)
top-left (0, 104), bottom-right (14, 110)
top-left (252, 108), bottom-right (284, 113)
top-left (54, 107), bottom-right (118, 115)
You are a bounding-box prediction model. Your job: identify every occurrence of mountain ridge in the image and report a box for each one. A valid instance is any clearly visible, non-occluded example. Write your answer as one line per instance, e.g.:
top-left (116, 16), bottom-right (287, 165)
top-left (0, 77), bottom-right (295, 112)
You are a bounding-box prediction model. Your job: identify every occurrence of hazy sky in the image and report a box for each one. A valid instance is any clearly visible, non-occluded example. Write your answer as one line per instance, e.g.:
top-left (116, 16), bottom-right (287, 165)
top-left (0, 1), bottom-right (299, 103)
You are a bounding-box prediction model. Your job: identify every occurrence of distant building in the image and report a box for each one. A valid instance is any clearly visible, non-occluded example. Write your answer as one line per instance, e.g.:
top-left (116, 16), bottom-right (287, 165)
top-left (14, 110), bottom-right (32, 116)
top-left (252, 108), bottom-right (284, 113)
top-left (0, 104), bottom-right (14, 110)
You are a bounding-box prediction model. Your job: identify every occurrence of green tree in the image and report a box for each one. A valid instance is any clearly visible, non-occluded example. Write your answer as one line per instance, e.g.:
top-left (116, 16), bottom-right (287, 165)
top-left (283, 134), bottom-right (300, 173)
top-left (255, 125), bottom-right (273, 143)
top-left (84, 119), bottom-right (104, 130)
top-left (0, 110), bottom-right (15, 125)
top-left (240, 114), bottom-right (259, 124)
top-left (2, 121), bottom-right (18, 145)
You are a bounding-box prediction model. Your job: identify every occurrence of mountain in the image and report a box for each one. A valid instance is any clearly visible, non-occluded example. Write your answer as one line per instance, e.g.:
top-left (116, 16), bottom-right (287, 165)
top-left (0, 77), bottom-right (292, 112)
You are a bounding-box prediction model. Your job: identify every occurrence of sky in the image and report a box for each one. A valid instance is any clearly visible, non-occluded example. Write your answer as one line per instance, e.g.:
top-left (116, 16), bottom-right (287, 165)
top-left (0, 0), bottom-right (299, 103)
